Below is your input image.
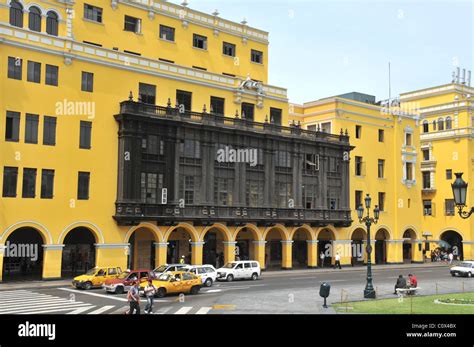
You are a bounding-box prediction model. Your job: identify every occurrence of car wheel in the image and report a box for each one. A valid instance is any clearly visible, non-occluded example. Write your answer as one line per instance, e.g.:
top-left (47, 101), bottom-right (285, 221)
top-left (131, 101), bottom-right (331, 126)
top-left (156, 288), bottom-right (166, 298)
top-left (469, 272), bottom-right (473, 278)
top-left (83, 282), bottom-right (92, 290)
top-left (251, 273), bottom-right (258, 281)
top-left (191, 286), bottom-right (200, 295)
top-left (205, 278), bottom-right (213, 287)
top-left (451, 273), bottom-right (455, 277)
top-left (226, 274), bottom-right (234, 282)
top-left (115, 286), bottom-right (124, 295)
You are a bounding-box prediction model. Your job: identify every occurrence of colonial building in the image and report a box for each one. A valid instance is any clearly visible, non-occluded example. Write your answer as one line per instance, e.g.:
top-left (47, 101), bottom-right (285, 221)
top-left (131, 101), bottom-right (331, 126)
top-left (0, 0), bottom-right (351, 281)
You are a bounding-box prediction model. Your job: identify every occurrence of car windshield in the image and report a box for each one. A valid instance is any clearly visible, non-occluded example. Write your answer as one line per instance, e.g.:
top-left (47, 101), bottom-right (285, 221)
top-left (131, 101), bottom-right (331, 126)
top-left (85, 268), bottom-right (98, 275)
top-left (156, 274), bottom-right (172, 281)
top-left (117, 272), bottom-right (130, 279)
top-left (154, 265), bottom-right (168, 273)
top-left (460, 263), bottom-right (472, 268)
top-left (223, 263), bottom-right (237, 269)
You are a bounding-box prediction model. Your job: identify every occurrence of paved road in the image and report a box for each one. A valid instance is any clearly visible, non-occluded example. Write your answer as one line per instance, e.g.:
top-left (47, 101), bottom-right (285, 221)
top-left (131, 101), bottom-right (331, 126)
top-left (0, 264), bottom-right (471, 314)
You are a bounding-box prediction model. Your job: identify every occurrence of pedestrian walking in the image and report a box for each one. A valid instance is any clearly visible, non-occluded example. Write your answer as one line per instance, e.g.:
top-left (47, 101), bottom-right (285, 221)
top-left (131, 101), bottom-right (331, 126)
top-left (448, 252), bottom-right (454, 264)
top-left (320, 251), bottom-right (325, 268)
top-left (127, 281), bottom-right (140, 315)
top-left (144, 279), bottom-right (156, 314)
top-left (334, 253), bottom-right (342, 269)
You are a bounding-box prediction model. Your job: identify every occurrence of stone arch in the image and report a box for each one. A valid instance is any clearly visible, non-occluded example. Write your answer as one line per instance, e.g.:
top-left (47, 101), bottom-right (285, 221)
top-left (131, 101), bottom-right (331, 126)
top-left (289, 225), bottom-right (316, 241)
top-left (440, 229), bottom-right (464, 261)
top-left (263, 224), bottom-right (290, 241)
top-left (1, 221), bottom-right (52, 245)
top-left (164, 223), bottom-right (199, 243)
top-left (233, 224), bottom-right (262, 241)
top-left (59, 221), bottom-right (104, 245)
top-left (375, 225), bottom-right (393, 240)
top-left (124, 222), bottom-right (163, 244)
top-left (200, 223), bottom-right (232, 242)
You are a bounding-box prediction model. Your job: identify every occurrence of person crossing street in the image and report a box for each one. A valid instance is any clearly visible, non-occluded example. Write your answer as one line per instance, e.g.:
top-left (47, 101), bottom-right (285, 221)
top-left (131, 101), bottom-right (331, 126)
top-left (144, 279), bottom-right (157, 314)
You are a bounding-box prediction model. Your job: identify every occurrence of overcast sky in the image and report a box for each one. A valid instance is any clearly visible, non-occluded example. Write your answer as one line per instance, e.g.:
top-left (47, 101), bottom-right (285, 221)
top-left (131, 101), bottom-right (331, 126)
top-left (171, 0), bottom-right (473, 104)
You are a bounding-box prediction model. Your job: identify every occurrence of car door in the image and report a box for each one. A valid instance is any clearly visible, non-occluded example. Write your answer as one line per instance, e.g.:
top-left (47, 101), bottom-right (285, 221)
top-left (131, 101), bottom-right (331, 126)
top-left (243, 262), bottom-right (252, 279)
top-left (182, 273), bottom-right (195, 292)
top-left (93, 269), bottom-right (106, 286)
top-left (234, 263), bottom-right (244, 279)
top-left (169, 274), bottom-right (183, 293)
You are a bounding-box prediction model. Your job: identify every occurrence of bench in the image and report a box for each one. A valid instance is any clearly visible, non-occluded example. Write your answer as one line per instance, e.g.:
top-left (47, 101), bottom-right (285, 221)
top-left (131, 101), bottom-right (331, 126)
top-left (396, 287), bottom-right (420, 296)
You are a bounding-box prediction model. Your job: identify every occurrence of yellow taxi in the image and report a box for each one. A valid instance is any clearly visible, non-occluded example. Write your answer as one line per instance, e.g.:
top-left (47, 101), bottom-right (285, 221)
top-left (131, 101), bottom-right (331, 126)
top-left (72, 267), bottom-right (122, 290)
top-left (139, 271), bottom-right (202, 298)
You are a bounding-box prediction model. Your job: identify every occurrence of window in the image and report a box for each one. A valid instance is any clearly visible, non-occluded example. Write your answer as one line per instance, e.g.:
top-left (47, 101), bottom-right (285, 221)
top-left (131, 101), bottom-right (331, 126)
top-left (22, 168), bottom-right (37, 198)
top-left (210, 96), bottom-right (225, 116)
top-left (144, 135), bottom-right (164, 156)
top-left (445, 199), bottom-right (455, 216)
top-left (9, 0), bottom-right (23, 28)
top-left (176, 90), bottom-right (192, 112)
top-left (378, 192), bottom-right (385, 212)
top-left (422, 121), bottom-right (429, 133)
top-left (84, 4), bottom-right (102, 23)
top-left (446, 117), bottom-right (453, 130)
top-left (422, 172), bottom-right (431, 189)
top-left (438, 118), bottom-right (445, 131)
top-left (181, 139), bottom-right (201, 159)
top-left (355, 125), bottom-right (362, 139)
top-left (214, 178), bottom-right (233, 206)
top-left (159, 25), bottom-right (175, 41)
top-left (378, 129), bottom-right (384, 142)
top-left (432, 120), bottom-right (437, 131)
top-left (270, 108), bottom-right (282, 125)
top-left (141, 172), bottom-right (163, 204)
top-left (320, 122), bottom-right (331, 133)
top-left (45, 64), bottom-right (58, 86)
top-left (355, 190), bottom-right (363, 209)
top-left (193, 34), bottom-right (208, 50)
top-left (124, 15), bottom-right (141, 33)
top-left (5, 111), bottom-right (20, 142)
top-left (43, 116), bottom-right (57, 145)
top-left (183, 176), bottom-right (196, 205)
top-left (304, 154), bottom-right (319, 172)
top-left (275, 151), bottom-right (291, 168)
top-left (25, 114), bottom-right (39, 144)
top-left (41, 169), bottom-right (54, 199)
top-left (355, 156), bottom-right (363, 176)
top-left (78, 172), bottom-right (90, 200)
top-left (81, 71), bottom-right (94, 92)
top-left (446, 169), bottom-right (453, 180)
top-left (139, 83), bottom-right (156, 104)
top-left (28, 6), bottom-right (41, 32)
top-left (405, 132), bottom-right (412, 146)
top-left (422, 149), bottom-right (430, 161)
top-left (8, 56), bottom-right (22, 80)
top-left (405, 162), bottom-right (414, 181)
top-left (46, 11), bottom-right (58, 36)
top-left (423, 200), bottom-right (432, 216)
top-left (79, 121), bottom-right (92, 149)
top-left (241, 103), bottom-right (255, 121)
top-left (2, 167), bottom-right (18, 197)
top-left (223, 42), bottom-right (236, 57)
top-left (27, 61), bottom-right (41, 83)
top-left (377, 159), bottom-right (385, 178)
top-left (251, 49), bottom-right (263, 64)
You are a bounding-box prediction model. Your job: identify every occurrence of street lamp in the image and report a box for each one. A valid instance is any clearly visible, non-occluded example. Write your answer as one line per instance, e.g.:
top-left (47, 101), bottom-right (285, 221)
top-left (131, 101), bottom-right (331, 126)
top-left (357, 194), bottom-right (379, 299)
top-left (451, 173), bottom-right (474, 219)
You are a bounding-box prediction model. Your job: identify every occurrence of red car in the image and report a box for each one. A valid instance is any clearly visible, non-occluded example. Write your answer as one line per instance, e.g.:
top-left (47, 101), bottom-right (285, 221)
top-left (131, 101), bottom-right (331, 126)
top-left (103, 269), bottom-right (152, 294)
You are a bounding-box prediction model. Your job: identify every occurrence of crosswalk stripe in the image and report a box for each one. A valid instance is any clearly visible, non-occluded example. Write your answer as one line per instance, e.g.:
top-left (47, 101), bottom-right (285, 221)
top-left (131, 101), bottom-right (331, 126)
top-left (0, 292), bottom-right (54, 299)
top-left (174, 307), bottom-right (193, 315)
top-left (155, 307), bottom-right (172, 315)
top-left (17, 306), bottom-right (93, 315)
top-left (0, 296), bottom-right (59, 304)
top-left (87, 305), bottom-right (115, 315)
top-left (0, 299), bottom-right (82, 309)
top-left (58, 288), bottom-right (128, 302)
top-left (195, 307), bottom-right (212, 315)
top-left (68, 306), bottom-right (96, 315)
top-left (0, 303), bottom-right (93, 314)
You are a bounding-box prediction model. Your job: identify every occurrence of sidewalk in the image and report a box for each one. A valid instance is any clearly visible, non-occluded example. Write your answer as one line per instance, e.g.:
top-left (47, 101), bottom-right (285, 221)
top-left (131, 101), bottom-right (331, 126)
top-left (263, 262), bottom-right (450, 277)
top-left (0, 279), bottom-right (72, 291)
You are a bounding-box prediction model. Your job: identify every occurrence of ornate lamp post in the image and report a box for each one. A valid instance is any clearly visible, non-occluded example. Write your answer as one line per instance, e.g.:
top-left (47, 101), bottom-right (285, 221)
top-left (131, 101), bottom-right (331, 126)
top-left (357, 194), bottom-right (380, 299)
top-left (451, 173), bottom-right (473, 219)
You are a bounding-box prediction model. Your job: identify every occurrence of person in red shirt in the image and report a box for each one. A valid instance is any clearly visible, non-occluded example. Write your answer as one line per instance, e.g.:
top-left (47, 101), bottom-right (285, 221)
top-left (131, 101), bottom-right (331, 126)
top-left (408, 274), bottom-right (418, 288)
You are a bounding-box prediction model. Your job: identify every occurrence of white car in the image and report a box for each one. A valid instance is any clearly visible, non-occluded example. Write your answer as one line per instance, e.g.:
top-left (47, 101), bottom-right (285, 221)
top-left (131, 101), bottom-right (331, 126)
top-left (216, 261), bottom-right (261, 282)
top-left (152, 264), bottom-right (188, 277)
top-left (182, 265), bottom-right (217, 287)
top-left (450, 261), bottom-right (474, 277)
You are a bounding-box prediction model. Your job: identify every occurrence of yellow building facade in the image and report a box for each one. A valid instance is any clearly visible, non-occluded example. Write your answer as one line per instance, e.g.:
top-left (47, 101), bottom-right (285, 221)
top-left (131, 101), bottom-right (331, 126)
top-left (400, 81), bottom-right (474, 261)
top-left (290, 95), bottom-right (425, 266)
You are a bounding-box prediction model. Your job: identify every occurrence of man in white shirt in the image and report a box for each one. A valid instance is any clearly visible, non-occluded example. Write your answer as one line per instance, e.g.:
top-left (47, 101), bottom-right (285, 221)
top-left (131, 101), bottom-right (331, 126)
top-left (334, 253), bottom-right (342, 269)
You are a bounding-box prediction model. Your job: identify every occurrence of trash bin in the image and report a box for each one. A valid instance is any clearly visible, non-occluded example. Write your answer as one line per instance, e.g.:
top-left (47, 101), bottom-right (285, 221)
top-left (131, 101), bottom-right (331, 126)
top-left (320, 282), bottom-right (331, 308)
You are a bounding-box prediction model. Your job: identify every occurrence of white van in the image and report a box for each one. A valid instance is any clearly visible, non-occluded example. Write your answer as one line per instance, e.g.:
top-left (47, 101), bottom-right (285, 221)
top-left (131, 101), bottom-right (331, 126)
top-left (182, 265), bottom-right (217, 287)
top-left (216, 261), bottom-right (261, 282)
